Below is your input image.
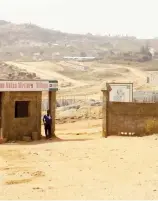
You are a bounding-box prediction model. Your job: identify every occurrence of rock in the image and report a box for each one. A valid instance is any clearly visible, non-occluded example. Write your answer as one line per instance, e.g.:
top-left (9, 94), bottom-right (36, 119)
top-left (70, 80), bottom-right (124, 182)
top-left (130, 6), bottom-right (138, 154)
top-left (90, 101), bottom-right (102, 106)
top-left (57, 99), bottom-right (77, 107)
top-left (8, 73), bottom-right (12, 77)
top-left (0, 62), bottom-right (39, 80)
top-left (57, 104), bottom-right (80, 111)
top-left (32, 73), bottom-right (36, 77)
top-left (18, 71), bottom-right (27, 76)
top-left (86, 99), bottom-right (102, 106)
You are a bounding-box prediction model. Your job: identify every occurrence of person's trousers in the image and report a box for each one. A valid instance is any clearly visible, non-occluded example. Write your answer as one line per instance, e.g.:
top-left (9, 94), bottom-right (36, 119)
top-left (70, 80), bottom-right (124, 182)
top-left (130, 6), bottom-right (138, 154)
top-left (44, 124), bottom-right (51, 138)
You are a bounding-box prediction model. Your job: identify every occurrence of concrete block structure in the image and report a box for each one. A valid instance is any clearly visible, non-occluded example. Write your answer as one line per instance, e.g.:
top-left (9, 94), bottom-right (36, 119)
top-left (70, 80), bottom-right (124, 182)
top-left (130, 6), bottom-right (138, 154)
top-left (0, 80), bottom-right (58, 141)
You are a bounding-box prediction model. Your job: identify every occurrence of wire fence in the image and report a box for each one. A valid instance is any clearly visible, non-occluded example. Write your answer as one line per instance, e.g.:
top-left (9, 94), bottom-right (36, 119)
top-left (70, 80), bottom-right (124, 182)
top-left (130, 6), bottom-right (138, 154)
top-left (133, 91), bottom-right (158, 103)
top-left (42, 95), bottom-right (102, 110)
top-left (42, 92), bottom-right (158, 110)
top-left (41, 91), bottom-right (158, 119)
top-left (41, 95), bottom-right (102, 122)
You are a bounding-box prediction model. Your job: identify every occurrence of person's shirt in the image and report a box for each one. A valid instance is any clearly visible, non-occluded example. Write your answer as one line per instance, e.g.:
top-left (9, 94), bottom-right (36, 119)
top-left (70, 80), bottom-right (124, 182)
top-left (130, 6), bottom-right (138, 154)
top-left (43, 115), bottom-right (52, 125)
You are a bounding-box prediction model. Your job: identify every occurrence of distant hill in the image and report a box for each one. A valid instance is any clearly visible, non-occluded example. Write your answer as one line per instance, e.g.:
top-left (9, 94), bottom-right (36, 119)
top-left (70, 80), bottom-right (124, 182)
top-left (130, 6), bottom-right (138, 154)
top-left (0, 20), bottom-right (158, 61)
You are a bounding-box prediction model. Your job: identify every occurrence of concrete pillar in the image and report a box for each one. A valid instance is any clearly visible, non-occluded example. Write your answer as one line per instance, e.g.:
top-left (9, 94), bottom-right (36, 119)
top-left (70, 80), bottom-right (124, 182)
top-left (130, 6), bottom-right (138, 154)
top-left (49, 91), bottom-right (56, 137)
top-left (101, 89), bottom-right (109, 138)
top-left (37, 92), bottom-right (42, 140)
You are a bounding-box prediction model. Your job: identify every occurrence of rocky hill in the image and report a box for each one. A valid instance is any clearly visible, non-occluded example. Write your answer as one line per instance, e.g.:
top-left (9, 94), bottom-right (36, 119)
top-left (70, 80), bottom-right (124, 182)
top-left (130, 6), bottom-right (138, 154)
top-left (0, 62), bottom-right (39, 80)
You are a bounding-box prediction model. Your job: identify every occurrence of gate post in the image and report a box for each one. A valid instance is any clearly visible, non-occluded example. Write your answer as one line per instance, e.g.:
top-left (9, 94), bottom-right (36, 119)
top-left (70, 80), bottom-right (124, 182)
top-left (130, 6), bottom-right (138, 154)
top-left (49, 91), bottom-right (56, 138)
top-left (101, 86), bottom-right (110, 138)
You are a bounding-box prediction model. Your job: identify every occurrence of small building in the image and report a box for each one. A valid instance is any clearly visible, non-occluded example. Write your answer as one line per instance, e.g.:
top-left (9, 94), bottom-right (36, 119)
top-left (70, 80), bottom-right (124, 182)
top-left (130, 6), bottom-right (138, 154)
top-left (63, 56), bottom-right (96, 61)
top-left (0, 80), bottom-right (58, 141)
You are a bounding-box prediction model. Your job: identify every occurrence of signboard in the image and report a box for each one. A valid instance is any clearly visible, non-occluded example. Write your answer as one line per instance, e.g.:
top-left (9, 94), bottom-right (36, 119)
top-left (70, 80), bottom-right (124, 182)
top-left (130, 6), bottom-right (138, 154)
top-left (108, 83), bottom-right (133, 102)
top-left (0, 80), bottom-right (58, 91)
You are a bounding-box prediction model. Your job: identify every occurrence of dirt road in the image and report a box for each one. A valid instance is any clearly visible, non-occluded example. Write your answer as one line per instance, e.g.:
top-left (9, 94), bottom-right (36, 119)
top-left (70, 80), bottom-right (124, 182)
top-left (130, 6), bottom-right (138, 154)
top-left (0, 120), bottom-right (158, 199)
top-left (6, 61), bottom-right (88, 90)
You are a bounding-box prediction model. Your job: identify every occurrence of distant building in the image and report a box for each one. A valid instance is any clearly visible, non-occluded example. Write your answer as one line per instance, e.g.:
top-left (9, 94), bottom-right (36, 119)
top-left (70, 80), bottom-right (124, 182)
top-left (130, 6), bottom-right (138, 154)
top-left (149, 47), bottom-right (155, 57)
top-left (63, 56), bottom-right (96, 61)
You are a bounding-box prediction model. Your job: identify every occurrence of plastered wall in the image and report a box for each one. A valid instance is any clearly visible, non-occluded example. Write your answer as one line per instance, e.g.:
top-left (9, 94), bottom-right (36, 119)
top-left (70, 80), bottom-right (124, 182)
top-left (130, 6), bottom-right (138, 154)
top-left (1, 92), bottom-right (42, 140)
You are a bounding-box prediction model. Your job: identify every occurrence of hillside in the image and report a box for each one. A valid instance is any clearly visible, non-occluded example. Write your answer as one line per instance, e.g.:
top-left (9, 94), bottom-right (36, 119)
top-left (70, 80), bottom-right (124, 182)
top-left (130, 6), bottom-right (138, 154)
top-left (0, 62), bottom-right (39, 80)
top-left (0, 20), bottom-right (154, 61)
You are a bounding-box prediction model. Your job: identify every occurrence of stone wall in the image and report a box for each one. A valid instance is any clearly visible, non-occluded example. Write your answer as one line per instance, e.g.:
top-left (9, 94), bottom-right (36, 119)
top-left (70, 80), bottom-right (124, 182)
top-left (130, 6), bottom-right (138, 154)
top-left (1, 91), bottom-right (42, 140)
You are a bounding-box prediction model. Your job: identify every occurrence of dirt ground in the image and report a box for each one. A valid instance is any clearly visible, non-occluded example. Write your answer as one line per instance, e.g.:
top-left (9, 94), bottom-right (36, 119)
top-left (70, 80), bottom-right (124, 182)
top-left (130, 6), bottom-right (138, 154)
top-left (1, 60), bottom-right (158, 199)
top-left (1, 119), bottom-right (158, 200)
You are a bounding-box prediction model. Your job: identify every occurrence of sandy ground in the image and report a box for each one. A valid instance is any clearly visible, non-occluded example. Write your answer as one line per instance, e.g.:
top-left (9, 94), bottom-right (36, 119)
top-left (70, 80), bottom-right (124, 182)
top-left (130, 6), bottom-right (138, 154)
top-left (2, 61), bottom-right (158, 199)
top-left (0, 119), bottom-right (158, 200)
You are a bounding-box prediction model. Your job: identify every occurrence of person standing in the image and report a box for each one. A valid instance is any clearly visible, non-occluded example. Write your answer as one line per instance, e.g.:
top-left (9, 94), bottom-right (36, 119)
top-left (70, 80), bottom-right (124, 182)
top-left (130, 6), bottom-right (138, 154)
top-left (43, 110), bottom-right (52, 139)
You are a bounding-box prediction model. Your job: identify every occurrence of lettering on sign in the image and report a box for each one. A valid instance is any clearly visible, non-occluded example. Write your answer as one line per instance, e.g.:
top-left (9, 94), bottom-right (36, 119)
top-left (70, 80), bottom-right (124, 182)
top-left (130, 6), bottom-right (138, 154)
top-left (0, 80), bottom-right (58, 91)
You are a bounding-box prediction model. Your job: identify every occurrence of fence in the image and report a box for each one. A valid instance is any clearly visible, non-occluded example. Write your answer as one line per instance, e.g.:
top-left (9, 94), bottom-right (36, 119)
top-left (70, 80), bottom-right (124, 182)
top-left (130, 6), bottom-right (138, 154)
top-left (42, 91), bottom-right (158, 112)
top-left (133, 91), bottom-right (158, 103)
top-left (41, 91), bottom-right (158, 127)
top-left (41, 95), bottom-right (103, 121)
top-left (42, 95), bottom-right (103, 110)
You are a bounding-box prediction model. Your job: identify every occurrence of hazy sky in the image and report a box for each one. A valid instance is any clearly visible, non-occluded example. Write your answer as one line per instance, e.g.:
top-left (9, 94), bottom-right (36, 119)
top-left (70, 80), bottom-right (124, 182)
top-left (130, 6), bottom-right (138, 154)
top-left (0, 0), bottom-right (158, 38)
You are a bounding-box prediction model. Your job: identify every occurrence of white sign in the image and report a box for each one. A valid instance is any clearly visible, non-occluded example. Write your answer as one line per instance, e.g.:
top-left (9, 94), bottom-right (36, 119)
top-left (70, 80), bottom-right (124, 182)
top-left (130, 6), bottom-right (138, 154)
top-left (108, 83), bottom-right (133, 102)
top-left (0, 80), bottom-right (58, 91)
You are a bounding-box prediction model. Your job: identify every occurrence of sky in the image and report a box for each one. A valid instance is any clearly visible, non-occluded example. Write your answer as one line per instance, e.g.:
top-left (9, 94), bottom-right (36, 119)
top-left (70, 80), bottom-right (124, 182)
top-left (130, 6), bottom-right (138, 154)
top-left (0, 0), bottom-right (158, 38)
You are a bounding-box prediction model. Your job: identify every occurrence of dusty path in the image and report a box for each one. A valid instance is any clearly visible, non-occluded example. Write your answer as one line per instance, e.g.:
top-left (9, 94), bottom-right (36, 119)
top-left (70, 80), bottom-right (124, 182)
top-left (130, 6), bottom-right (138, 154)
top-left (6, 61), bottom-right (88, 90)
top-left (108, 64), bottom-right (148, 87)
top-left (6, 61), bottom-right (151, 97)
top-left (107, 64), bottom-right (147, 79)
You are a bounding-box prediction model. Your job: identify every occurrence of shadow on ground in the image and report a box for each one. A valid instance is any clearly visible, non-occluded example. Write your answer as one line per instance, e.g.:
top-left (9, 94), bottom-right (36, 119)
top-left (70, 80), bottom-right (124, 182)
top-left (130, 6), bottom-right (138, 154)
top-left (2, 136), bottom-right (94, 146)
